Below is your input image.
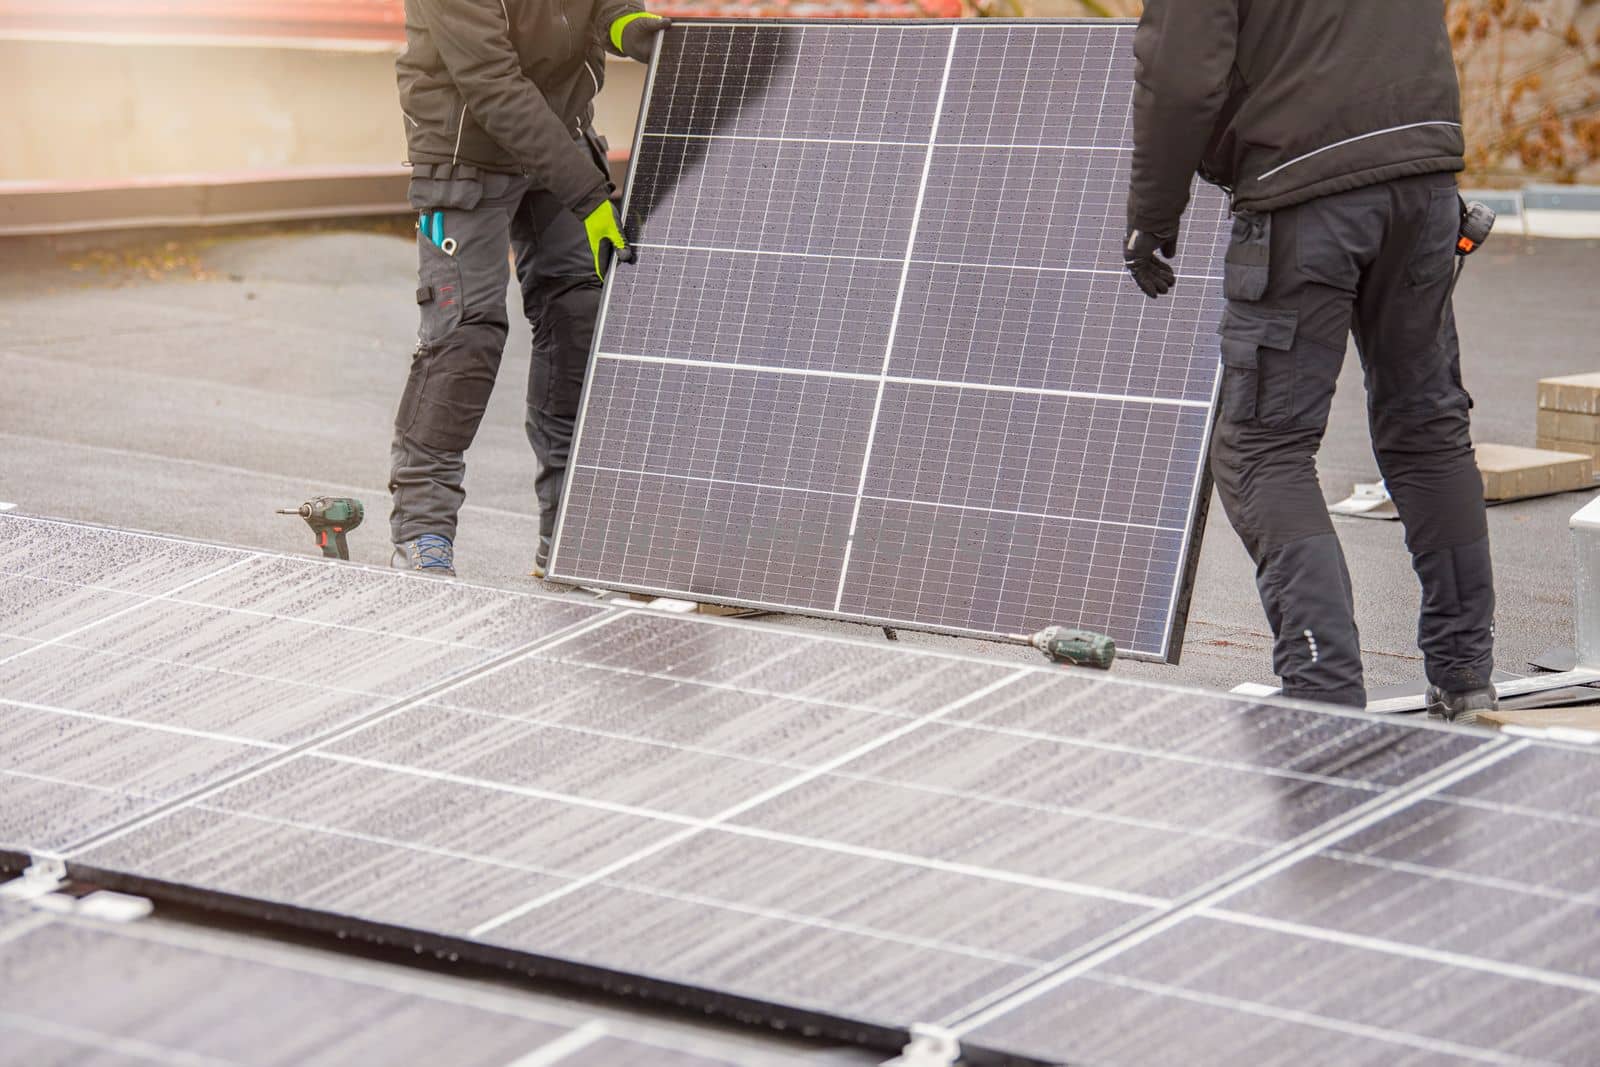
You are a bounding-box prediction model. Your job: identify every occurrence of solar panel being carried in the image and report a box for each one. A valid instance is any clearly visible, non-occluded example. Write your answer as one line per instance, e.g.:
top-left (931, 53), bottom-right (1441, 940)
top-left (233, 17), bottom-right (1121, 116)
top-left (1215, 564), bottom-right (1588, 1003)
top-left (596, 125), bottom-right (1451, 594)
top-left (550, 20), bottom-right (1231, 661)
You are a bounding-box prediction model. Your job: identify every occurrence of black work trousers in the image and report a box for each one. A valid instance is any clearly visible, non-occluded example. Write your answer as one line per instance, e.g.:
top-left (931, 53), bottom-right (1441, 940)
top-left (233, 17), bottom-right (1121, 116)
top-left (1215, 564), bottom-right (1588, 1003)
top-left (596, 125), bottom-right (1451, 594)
top-left (1210, 171), bottom-right (1495, 707)
top-left (389, 167), bottom-right (599, 546)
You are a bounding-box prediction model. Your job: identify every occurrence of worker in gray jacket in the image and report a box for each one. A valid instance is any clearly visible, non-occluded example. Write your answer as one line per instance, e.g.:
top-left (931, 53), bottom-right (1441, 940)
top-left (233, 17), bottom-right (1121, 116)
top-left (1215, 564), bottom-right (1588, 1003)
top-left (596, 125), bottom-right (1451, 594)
top-left (389, 0), bottom-right (668, 579)
top-left (1123, 0), bottom-right (1497, 721)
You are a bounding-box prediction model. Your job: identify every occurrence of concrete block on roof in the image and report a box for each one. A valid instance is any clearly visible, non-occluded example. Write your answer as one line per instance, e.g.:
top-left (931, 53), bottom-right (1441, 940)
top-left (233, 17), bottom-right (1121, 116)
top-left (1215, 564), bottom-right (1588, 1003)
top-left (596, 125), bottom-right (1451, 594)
top-left (1538, 410), bottom-right (1600, 443)
top-left (1537, 372), bottom-right (1600, 414)
top-left (1477, 442), bottom-right (1594, 501)
top-left (1538, 437), bottom-right (1600, 463)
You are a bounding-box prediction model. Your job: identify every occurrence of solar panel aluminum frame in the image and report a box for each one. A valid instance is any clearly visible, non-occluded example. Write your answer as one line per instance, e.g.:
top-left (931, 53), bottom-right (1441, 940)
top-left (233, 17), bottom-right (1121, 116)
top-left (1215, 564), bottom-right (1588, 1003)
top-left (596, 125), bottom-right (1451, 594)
top-left (35, 861), bottom-right (928, 1063)
top-left (549, 18), bottom-right (1222, 665)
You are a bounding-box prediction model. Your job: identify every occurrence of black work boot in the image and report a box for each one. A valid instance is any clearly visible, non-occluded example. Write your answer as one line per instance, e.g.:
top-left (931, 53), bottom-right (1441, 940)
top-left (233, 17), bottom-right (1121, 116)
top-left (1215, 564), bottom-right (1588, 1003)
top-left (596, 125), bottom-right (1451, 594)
top-left (1424, 684), bottom-right (1497, 726)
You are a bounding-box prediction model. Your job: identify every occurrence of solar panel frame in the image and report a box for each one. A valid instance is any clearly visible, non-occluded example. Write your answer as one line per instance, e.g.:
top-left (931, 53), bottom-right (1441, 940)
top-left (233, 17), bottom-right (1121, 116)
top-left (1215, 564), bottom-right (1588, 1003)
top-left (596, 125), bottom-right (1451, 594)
top-left (0, 909), bottom-right (854, 1067)
top-left (549, 18), bottom-right (1226, 664)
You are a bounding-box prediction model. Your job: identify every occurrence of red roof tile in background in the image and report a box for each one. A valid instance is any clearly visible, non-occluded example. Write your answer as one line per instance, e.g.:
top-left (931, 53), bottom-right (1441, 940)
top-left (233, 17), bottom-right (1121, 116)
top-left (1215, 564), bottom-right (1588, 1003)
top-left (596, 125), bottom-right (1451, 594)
top-left (0, 0), bottom-right (950, 42)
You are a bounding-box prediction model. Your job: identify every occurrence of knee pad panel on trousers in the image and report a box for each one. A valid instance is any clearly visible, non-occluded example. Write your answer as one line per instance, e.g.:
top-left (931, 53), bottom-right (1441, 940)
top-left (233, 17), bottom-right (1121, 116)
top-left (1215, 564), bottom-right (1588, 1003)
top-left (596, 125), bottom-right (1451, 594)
top-left (395, 326), bottom-right (506, 453)
top-left (530, 275), bottom-right (600, 420)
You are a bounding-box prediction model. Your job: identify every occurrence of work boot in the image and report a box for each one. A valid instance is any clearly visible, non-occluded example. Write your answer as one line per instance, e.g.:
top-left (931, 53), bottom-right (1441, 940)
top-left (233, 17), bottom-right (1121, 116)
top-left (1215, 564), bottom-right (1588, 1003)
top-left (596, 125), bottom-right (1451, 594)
top-left (1424, 684), bottom-right (1497, 726)
top-left (530, 535), bottom-right (552, 579)
top-left (391, 534), bottom-right (455, 577)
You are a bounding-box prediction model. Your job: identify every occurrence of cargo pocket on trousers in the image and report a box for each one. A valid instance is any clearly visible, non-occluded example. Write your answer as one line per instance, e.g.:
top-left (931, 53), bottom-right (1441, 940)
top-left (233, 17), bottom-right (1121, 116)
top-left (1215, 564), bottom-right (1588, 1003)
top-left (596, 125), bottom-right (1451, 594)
top-left (1223, 211), bottom-right (1272, 302)
top-left (1406, 185), bottom-right (1462, 287)
top-left (1218, 303), bottom-right (1299, 426)
top-left (416, 241), bottom-right (463, 346)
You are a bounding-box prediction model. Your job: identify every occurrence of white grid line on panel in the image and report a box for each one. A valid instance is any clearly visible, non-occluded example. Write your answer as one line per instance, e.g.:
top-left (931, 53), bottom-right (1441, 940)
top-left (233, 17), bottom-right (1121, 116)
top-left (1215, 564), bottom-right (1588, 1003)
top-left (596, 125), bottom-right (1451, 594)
top-left (467, 668), bottom-right (1024, 934)
top-left (0, 630), bottom-right (403, 705)
top-left (595, 353), bottom-right (1210, 408)
top-left (641, 131), bottom-right (1135, 154)
top-left (2, 570), bottom-right (522, 654)
top-left (830, 26), bottom-right (962, 614)
top-left (191, 801), bottom-right (1050, 970)
top-left (630, 241), bottom-right (899, 264)
top-left (1201, 908), bottom-right (1600, 1001)
top-left (644, 130), bottom-right (927, 148)
top-left (1321, 846), bottom-right (1600, 909)
top-left (298, 744), bottom-right (1165, 923)
top-left (1076, 972), bottom-right (1538, 1067)
top-left (466, 664), bottom-right (1026, 937)
top-left (574, 463), bottom-right (1188, 535)
top-left (0, 765), bottom-right (157, 801)
top-left (0, 1010), bottom-right (236, 1067)
top-left (50, 609), bottom-right (627, 861)
top-left (1429, 790), bottom-right (1600, 832)
top-left (347, 690), bottom-right (1291, 852)
top-left (0, 555), bottom-right (257, 668)
top-left (0, 697), bottom-right (284, 751)
top-left (503, 1024), bottom-right (611, 1067)
top-left (944, 738), bottom-right (1531, 1036)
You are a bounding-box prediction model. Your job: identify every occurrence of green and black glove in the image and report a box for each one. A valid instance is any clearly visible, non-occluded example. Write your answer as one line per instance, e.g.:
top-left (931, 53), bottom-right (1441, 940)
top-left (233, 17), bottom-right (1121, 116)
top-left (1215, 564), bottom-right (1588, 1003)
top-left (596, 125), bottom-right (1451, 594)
top-left (611, 11), bottom-right (670, 63)
top-left (583, 200), bottom-right (633, 280)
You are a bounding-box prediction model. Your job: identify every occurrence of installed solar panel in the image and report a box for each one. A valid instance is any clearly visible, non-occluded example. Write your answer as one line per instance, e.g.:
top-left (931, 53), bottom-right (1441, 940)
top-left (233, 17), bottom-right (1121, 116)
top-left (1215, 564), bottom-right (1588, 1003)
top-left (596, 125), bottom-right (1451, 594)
top-left (0, 514), bottom-right (614, 854)
top-left (550, 20), bottom-right (1231, 661)
top-left (0, 909), bottom-right (850, 1067)
top-left (14, 518), bottom-right (1597, 1065)
top-left (958, 739), bottom-right (1600, 1065)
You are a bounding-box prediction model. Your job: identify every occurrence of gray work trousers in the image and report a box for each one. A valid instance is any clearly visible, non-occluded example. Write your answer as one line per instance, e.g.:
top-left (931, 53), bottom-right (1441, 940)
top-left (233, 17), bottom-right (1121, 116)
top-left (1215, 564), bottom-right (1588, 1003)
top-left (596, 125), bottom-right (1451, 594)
top-left (1210, 171), bottom-right (1495, 707)
top-left (389, 166), bottom-right (599, 545)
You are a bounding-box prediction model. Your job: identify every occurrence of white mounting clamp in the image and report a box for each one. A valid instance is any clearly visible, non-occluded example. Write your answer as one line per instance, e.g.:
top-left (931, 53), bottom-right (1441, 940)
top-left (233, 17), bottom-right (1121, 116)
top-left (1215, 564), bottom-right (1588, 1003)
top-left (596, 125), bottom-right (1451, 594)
top-left (643, 596), bottom-right (700, 614)
top-left (0, 857), bottom-right (67, 901)
top-left (883, 1024), bottom-right (962, 1067)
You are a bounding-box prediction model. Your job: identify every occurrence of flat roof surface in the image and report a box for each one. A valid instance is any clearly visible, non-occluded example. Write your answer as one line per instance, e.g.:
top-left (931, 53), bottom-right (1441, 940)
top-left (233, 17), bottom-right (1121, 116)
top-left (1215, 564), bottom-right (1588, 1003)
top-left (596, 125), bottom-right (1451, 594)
top-left (1, 227), bottom-right (1595, 694)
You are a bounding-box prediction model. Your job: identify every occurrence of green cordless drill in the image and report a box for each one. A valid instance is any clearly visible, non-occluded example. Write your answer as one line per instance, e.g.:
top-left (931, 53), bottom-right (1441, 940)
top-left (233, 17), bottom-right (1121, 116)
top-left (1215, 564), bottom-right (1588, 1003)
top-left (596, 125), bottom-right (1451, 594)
top-left (1008, 626), bottom-right (1117, 670)
top-left (277, 497), bottom-right (363, 561)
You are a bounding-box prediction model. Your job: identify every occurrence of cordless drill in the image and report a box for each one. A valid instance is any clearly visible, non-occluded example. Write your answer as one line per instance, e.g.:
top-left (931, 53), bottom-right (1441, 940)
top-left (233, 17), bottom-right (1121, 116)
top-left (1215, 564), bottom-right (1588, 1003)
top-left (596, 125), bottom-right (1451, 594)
top-left (277, 497), bottom-right (363, 560)
top-left (1007, 626), bottom-right (1117, 670)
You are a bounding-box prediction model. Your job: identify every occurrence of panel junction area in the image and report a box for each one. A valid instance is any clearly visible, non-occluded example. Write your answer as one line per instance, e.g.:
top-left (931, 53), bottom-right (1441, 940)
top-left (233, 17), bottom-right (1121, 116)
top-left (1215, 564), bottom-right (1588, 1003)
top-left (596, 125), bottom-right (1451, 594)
top-left (551, 22), bottom-right (1231, 661)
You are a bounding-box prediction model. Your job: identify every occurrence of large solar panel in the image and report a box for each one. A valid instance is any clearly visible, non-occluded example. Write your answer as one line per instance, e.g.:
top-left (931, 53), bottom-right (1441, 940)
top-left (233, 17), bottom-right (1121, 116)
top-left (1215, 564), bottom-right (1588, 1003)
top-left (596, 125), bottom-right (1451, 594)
top-left (11, 517), bottom-right (1599, 1064)
top-left (550, 20), bottom-right (1231, 661)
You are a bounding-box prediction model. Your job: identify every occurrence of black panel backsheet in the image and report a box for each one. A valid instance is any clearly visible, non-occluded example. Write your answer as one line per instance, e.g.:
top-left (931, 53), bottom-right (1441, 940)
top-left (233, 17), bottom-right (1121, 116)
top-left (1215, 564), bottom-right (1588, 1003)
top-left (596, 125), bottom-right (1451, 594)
top-left (551, 21), bottom-right (1231, 661)
top-left (9, 517), bottom-right (1600, 1066)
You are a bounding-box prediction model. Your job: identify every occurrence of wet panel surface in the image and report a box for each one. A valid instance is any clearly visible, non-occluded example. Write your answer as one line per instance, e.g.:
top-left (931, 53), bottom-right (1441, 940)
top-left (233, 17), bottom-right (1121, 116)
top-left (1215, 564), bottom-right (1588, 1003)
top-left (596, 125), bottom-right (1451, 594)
top-left (968, 916), bottom-right (1598, 1066)
top-left (0, 914), bottom-right (848, 1067)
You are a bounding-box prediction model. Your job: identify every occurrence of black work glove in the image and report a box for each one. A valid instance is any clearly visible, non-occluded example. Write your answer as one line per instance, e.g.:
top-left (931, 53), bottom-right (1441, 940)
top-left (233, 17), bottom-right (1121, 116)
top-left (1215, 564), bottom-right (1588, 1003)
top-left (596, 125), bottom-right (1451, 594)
top-left (613, 12), bottom-right (671, 63)
top-left (1123, 226), bottom-right (1178, 299)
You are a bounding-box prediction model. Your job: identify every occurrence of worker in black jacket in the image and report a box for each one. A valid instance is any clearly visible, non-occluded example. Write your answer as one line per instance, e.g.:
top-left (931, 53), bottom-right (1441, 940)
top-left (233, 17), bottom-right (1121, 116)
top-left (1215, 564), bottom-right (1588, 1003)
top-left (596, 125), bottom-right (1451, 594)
top-left (388, 0), bottom-right (668, 578)
top-left (1123, 0), bottom-right (1497, 722)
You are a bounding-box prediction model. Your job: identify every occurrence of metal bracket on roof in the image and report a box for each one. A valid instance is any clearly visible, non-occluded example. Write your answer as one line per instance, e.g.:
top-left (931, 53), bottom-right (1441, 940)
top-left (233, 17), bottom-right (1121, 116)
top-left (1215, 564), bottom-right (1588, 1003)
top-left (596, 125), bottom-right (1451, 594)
top-left (882, 1024), bottom-right (962, 1067)
top-left (0, 858), bottom-right (152, 922)
top-left (0, 857), bottom-right (67, 901)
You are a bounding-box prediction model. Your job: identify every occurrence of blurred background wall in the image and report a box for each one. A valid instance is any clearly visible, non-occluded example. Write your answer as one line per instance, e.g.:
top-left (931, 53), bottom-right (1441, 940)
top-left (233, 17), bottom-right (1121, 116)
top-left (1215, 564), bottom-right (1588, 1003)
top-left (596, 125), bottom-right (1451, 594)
top-left (1, 0), bottom-right (1593, 233)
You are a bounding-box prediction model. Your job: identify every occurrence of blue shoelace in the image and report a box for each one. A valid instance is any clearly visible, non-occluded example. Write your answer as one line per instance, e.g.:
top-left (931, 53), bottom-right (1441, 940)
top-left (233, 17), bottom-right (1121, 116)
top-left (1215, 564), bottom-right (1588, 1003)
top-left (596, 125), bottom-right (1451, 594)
top-left (413, 533), bottom-right (453, 570)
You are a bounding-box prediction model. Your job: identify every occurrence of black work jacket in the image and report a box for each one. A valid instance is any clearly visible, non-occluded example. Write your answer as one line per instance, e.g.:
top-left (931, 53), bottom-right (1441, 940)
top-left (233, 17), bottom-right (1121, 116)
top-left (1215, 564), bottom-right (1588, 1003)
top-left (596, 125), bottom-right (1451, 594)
top-left (397, 0), bottom-right (642, 214)
top-left (1129, 0), bottom-right (1466, 232)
